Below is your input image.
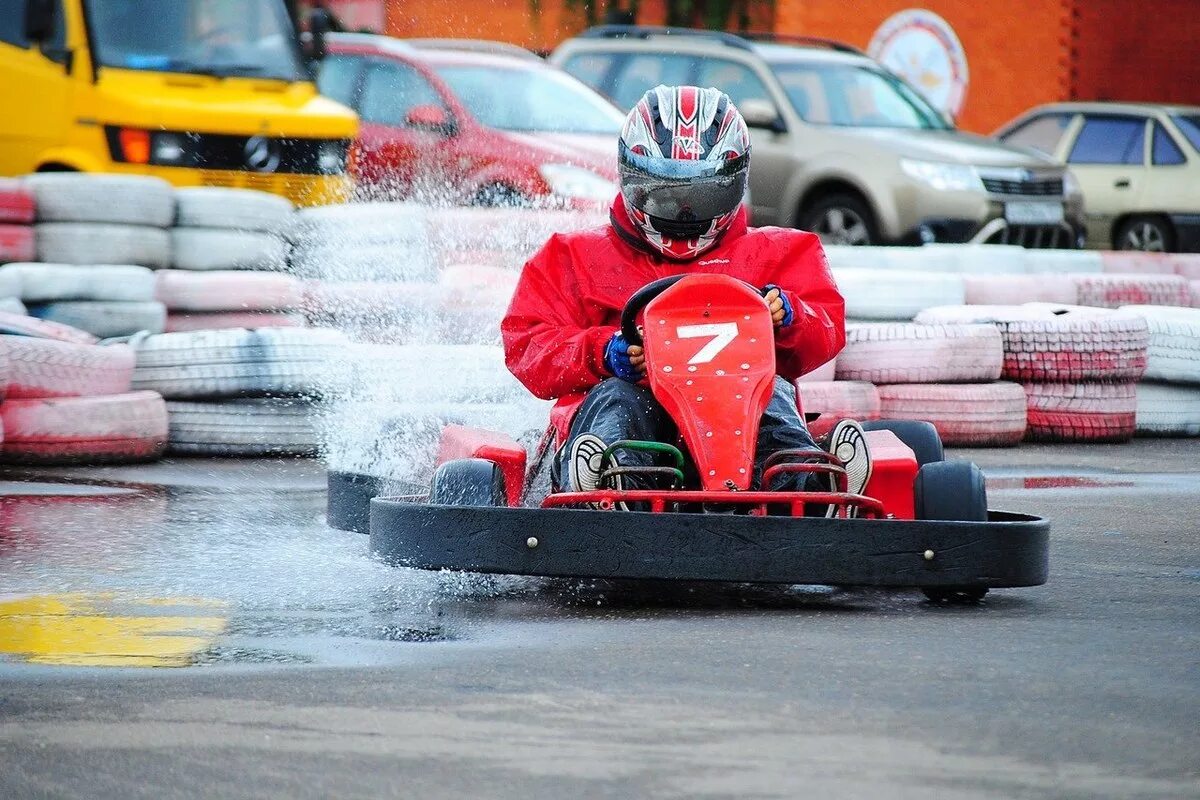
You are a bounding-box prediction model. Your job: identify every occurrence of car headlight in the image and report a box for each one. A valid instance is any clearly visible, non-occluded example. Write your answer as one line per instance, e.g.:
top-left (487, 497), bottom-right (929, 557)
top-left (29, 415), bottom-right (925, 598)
top-left (538, 164), bottom-right (615, 202)
top-left (900, 159), bottom-right (983, 192)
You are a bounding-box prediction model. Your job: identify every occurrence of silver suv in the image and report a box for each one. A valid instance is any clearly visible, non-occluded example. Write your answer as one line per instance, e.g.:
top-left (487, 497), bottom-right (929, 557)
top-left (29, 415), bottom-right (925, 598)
top-left (551, 26), bottom-right (1086, 248)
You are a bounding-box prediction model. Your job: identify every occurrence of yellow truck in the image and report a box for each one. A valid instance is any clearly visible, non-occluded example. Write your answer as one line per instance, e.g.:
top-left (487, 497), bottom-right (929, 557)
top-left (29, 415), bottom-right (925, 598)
top-left (0, 0), bottom-right (358, 206)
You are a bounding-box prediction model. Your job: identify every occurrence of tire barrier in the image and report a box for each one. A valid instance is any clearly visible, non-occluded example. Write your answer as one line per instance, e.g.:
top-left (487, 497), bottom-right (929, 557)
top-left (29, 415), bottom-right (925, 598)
top-left (1, 263), bottom-right (155, 302)
top-left (1135, 382), bottom-right (1200, 437)
top-left (830, 269), bottom-right (965, 320)
top-left (35, 223), bottom-right (171, 267)
top-left (1024, 381), bottom-right (1137, 443)
top-left (165, 397), bottom-right (319, 456)
top-left (3, 335), bottom-right (134, 399)
top-left (165, 311), bottom-right (305, 333)
top-left (170, 228), bottom-right (288, 271)
top-left (28, 300), bottom-right (166, 338)
top-left (155, 270), bottom-right (302, 312)
top-left (877, 382), bottom-right (1027, 447)
top-left (836, 323), bottom-right (1003, 384)
top-left (173, 187), bottom-right (293, 233)
top-left (1118, 305), bottom-right (1200, 384)
top-left (0, 179), bottom-right (35, 224)
top-left (1071, 274), bottom-right (1191, 308)
top-left (795, 380), bottom-right (881, 437)
top-left (0, 391), bottom-right (167, 464)
top-left (0, 224), bottom-right (35, 263)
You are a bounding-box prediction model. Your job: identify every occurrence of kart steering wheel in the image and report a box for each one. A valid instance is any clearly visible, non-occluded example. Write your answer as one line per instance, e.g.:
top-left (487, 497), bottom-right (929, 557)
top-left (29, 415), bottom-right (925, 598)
top-left (620, 275), bottom-right (766, 347)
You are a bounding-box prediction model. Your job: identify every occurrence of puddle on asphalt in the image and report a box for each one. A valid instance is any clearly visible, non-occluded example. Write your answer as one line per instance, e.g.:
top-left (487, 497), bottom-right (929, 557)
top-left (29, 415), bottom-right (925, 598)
top-left (0, 484), bottom-right (465, 669)
top-left (987, 475), bottom-right (1138, 490)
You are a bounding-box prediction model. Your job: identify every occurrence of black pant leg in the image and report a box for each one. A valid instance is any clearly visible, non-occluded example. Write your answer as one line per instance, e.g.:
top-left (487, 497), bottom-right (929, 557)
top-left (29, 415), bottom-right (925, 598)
top-left (754, 376), bottom-right (825, 492)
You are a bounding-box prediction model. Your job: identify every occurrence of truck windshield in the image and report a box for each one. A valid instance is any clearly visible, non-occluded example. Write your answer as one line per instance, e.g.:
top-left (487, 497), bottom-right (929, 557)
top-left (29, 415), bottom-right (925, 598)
top-left (84, 0), bottom-right (306, 81)
top-left (434, 65), bottom-right (624, 134)
top-left (770, 61), bottom-right (951, 130)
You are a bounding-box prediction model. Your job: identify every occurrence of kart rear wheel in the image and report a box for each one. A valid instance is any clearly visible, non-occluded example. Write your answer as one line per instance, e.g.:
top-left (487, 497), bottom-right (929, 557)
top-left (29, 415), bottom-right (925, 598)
top-left (862, 419), bottom-right (944, 466)
top-left (430, 458), bottom-right (507, 507)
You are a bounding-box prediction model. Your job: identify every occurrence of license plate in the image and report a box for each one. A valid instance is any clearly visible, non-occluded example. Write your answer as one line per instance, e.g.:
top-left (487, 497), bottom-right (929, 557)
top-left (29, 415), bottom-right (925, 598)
top-left (1005, 201), bottom-right (1064, 225)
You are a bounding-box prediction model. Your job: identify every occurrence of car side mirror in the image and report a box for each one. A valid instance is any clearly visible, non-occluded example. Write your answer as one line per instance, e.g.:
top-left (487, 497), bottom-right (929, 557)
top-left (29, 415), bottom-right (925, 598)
top-left (405, 104), bottom-right (455, 135)
top-left (740, 99), bottom-right (787, 134)
top-left (24, 0), bottom-right (57, 41)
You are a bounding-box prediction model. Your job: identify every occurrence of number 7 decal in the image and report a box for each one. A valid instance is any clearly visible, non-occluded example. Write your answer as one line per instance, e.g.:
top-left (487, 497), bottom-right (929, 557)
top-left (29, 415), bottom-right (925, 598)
top-left (677, 322), bottom-right (739, 364)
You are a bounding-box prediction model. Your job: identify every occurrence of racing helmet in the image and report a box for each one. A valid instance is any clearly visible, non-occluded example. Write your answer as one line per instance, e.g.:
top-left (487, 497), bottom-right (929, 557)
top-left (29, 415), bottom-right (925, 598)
top-left (619, 85), bottom-right (751, 260)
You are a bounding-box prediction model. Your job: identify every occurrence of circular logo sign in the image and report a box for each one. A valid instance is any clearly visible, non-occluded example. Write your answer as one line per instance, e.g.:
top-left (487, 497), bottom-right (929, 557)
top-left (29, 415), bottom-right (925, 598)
top-left (868, 9), bottom-right (969, 119)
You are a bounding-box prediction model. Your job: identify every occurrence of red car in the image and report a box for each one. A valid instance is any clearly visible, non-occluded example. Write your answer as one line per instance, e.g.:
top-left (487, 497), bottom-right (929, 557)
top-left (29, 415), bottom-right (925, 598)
top-left (318, 35), bottom-right (622, 206)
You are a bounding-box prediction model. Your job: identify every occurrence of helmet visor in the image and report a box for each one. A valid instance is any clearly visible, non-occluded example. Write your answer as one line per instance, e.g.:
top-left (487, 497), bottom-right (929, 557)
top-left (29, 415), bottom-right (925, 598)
top-left (619, 143), bottom-right (750, 223)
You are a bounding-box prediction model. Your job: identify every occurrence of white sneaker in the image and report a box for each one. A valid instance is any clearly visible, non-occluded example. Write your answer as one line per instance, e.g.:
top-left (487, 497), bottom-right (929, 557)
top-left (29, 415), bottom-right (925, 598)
top-left (827, 419), bottom-right (872, 517)
top-left (569, 433), bottom-right (625, 509)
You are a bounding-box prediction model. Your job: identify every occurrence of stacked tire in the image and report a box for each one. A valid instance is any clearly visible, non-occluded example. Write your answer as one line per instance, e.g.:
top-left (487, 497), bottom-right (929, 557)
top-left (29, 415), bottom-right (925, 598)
top-left (131, 327), bottom-right (347, 456)
top-left (0, 313), bottom-right (167, 463)
top-left (831, 322), bottom-right (1026, 446)
top-left (1119, 305), bottom-right (1200, 437)
top-left (916, 304), bottom-right (1149, 443)
top-left (0, 179), bottom-right (35, 268)
top-left (1, 262), bottom-right (164, 337)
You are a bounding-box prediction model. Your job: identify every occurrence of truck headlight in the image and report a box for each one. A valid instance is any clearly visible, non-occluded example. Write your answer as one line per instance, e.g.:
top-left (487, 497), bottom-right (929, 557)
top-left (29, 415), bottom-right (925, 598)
top-left (538, 164), bottom-right (615, 202)
top-left (900, 159), bottom-right (983, 192)
top-left (152, 133), bottom-right (187, 165)
top-left (317, 140), bottom-right (346, 174)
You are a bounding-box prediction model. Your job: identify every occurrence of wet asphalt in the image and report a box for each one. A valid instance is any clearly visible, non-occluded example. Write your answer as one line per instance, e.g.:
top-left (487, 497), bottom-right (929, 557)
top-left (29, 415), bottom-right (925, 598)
top-left (0, 441), bottom-right (1197, 799)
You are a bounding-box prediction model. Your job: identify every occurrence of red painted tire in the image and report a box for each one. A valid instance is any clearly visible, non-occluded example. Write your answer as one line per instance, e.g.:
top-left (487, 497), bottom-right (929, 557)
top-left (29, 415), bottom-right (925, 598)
top-left (915, 305), bottom-right (1150, 383)
top-left (1099, 251), bottom-right (1177, 275)
top-left (877, 382), bottom-right (1027, 447)
top-left (165, 311), bottom-right (305, 332)
top-left (0, 311), bottom-right (98, 344)
top-left (0, 179), bottom-right (35, 224)
top-left (0, 224), bottom-right (35, 262)
top-left (1071, 273), bottom-right (1191, 309)
top-left (3, 336), bottom-right (134, 399)
top-left (0, 391), bottom-right (167, 464)
top-left (1023, 381), bottom-right (1137, 443)
top-left (155, 270), bottom-right (301, 312)
top-left (1190, 280), bottom-right (1200, 308)
top-left (795, 381), bottom-right (881, 437)
top-left (836, 323), bottom-right (1004, 384)
top-left (963, 274), bottom-right (1076, 306)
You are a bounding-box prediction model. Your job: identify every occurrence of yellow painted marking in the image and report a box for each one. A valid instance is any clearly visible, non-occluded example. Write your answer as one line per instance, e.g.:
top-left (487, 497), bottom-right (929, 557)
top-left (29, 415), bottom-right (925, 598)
top-left (0, 593), bottom-right (228, 667)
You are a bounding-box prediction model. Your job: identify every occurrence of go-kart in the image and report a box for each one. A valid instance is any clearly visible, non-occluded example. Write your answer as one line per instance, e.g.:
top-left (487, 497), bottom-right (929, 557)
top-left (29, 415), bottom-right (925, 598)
top-left (369, 274), bottom-right (1048, 602)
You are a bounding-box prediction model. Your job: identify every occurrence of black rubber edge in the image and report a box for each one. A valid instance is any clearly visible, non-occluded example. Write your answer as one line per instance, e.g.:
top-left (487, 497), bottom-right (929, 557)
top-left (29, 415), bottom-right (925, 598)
top-left (327, 470), bottom-right (422, 533)
top-left (369, 500), bottom-right (1049, 588)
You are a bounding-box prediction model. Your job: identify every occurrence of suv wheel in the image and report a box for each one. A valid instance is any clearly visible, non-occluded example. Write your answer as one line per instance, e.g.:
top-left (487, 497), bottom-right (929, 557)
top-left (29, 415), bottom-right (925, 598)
top-left (800, 193), bottom-right (879, 246)
top-left (1116, 215), bottom-right (1174, 252)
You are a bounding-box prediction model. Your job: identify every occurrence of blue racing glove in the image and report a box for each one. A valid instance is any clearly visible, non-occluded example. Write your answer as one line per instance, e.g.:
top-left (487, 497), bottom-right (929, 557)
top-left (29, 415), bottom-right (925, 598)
top-left (604, 331), bottom-right (643, 382)
top-left (762, 284), bottom-right (794, 327)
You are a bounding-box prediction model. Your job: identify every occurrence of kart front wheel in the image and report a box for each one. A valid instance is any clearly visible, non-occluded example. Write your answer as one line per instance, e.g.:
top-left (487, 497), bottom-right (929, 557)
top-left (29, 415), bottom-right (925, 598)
top-left (430, 458), bottom-right (507, 507)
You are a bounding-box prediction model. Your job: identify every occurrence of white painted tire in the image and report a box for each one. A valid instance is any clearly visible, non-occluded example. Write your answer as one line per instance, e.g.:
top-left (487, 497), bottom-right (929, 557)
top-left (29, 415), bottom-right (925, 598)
top-left (1169, 254), bottom-right (1200, 281)
top-left (836, 323), bottom-right (1003, 384)
top-left (173, 187), bottom-right (293, 232)
top-left (831, 268), bottom-right (965, 320)
top-left (794, 381), bottom-right (881, 438)
top-left (823, 246), bottom-right (901, 271)
top-left (170, 228), bottom-right (286, 271)
top-left (797, 357), bottom-right (837, 383)
top-left (1025, 250), bottom-right (1103, 274)
top-left (1136, 382), bottom-right (1200, 437)
top-left (3, 336), bottom-right (134, 399)
top-left (427, 207), bottom-right (604, 254)
top-left (0, 391), bottom-right (168, 464)
top-left (0, 267), bottom-right (19, 299)
top-left (28, 301), bottom-right (166, 337)
top-left (1071, 273), bottom-right (1191, 308)
top-left (36, 223), bottom-right (171, 268)
top-left (24, 174), bottom-right (174, 227)
top-left (877, 382), bottom-right (1027, 446)
top-left (947, 245), bottom-right (1030, 275)
top-left (1099, 251), bottom-right (1177, 275)
top-left (166, 398), bottom-right (319, 456)
top-left (1117, 305), bottom-right (1200, 384)
top-left (915, 304), bottom-right (1150, 383)
top-left (0, 298), bottom-right (26, 315)
top-left (963, 274), bottom-right (1076, 305)
top-left (1, 263), bottom-right (155, 302)
top-left (155, 270), bottom-right (301, 312)
top-left (0, 310), bottom-right (97, 344)
top-left (1024, 381), bottom-right (1137, 443)
top-left (131, 328), bottom-right (346, 399)
top-left (287, 201), bottom-right (429, 247)
top-left (165, 311), bottom-right (305, 333)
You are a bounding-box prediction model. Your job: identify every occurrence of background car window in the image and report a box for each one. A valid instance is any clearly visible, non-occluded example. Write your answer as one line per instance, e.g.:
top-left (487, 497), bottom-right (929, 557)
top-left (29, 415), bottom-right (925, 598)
top-left (434, 65), bottom-right (623, 134)
top-left (317, 55), bottom-right (363, 108)
top-left (1068, 116), bottom-right (1146, 165)
top-left (773, 66), bottom-right (830, 122)
top-left (561, 53), bottom-right (616, 92)
top-left (1172, 114), bottom-right (1200, 152)
top-left (695, 59), bottom-right (772, 109)
top-left (608, 53), bottom-right (694, 110)
top-left (1002, 113), bottom-right (1072, 156)
top-left (768, 62), bottom-right (948, 129)
top-left (1151, 122), bottom-right (1186, 165)
top-left (359, 61), bottom-right (444, 127)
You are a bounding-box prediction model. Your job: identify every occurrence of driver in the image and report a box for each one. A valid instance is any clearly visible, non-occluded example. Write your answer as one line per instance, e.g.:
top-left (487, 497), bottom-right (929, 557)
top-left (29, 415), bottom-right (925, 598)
top-left (502, 85), bottom-right (871, 507)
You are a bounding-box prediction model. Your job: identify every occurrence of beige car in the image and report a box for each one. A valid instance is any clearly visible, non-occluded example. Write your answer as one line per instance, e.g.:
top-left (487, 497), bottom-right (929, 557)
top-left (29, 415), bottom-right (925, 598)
top-left (996, 102), bottom-right (1200, 252)
top-left (551, 26), bottom-right (1085, 248)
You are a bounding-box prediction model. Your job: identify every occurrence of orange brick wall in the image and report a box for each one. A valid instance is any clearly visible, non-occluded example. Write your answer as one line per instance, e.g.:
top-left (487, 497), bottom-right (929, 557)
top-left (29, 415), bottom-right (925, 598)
top-left (1070, 0), bottom-right (1200, 106)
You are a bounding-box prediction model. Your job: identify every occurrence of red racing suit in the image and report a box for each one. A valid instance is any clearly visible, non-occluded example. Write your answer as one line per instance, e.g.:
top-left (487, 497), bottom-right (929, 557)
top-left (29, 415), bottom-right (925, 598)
top-left (502, 198), bottom-right (846, 430)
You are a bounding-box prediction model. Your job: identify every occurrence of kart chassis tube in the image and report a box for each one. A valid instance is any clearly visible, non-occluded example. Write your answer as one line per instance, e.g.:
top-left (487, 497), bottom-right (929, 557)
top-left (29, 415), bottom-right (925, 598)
top-left (369, 500), bottom-right (1049, 587)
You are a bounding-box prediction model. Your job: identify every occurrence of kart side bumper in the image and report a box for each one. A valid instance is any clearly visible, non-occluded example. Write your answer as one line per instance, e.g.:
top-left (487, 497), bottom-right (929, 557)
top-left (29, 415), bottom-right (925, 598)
top-left (368, 500), bottom-right (1049, 588)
